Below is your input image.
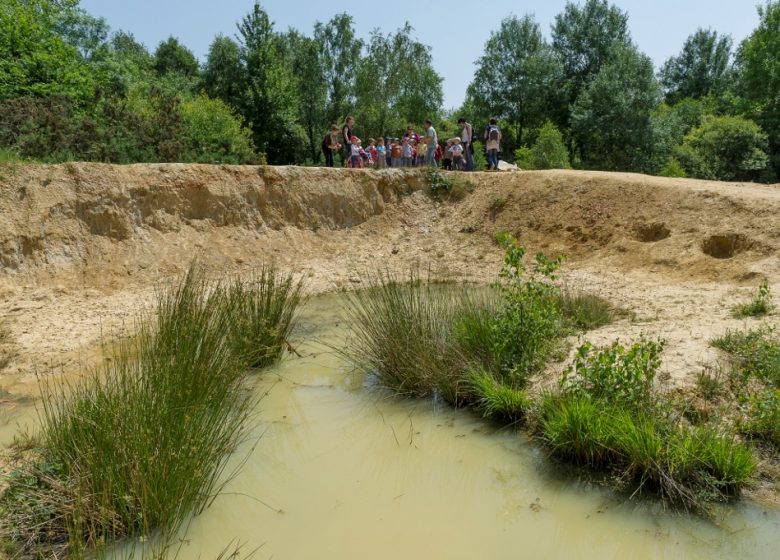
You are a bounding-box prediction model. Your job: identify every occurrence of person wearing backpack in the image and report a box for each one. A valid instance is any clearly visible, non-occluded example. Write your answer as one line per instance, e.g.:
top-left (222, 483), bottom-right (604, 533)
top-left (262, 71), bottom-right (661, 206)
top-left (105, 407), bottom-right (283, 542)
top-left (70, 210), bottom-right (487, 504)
top-left (484, 118), bottom-right (501, 171)
top-left (457, 117), bottom-right (474, 171)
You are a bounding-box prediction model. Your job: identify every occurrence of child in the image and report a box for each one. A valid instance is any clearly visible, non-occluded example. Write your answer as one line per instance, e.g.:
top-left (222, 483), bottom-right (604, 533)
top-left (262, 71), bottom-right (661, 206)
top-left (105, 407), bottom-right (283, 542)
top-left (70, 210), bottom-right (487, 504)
top-left (350, 136), bottom-right (362, 169)
top-left (416, 139), bottom-right (428, 166)
top-left (450, 137), bottom-right (465, 170)
top-left (375, 137), bottom-right (386, 169)
top-left (368, 138), bottom-right (378, 168)
top-left (442, 139), bottom-right (453, 171)
top-left (390, 138), bottom-right (402, 167)
top-left (401, 138), bottom-right (413, 167)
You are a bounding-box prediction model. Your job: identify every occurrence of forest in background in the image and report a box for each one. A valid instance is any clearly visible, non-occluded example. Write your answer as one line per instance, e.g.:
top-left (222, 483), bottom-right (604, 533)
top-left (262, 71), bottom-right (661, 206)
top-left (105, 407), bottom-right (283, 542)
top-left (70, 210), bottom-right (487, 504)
top-left (1, 0), bottom-right (779, 182)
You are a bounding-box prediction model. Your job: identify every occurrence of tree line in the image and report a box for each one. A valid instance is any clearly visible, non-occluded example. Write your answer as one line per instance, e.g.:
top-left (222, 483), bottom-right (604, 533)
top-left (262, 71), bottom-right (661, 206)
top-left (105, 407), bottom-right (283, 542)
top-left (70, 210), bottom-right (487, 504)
top-left (1, 0), bottom-right (779, 183)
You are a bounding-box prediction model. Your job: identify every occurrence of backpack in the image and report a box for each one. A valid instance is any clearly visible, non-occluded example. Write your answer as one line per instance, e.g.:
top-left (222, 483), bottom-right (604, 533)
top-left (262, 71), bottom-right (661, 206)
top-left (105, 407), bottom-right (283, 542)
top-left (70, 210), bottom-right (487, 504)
top-left (488, 125), bottom-right (500, 142)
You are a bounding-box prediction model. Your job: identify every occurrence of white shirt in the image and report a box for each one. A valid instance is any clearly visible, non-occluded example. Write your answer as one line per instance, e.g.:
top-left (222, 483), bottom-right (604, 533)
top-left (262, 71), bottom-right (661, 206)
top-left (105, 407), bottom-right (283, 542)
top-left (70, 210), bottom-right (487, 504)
top-left (461, 123), bottom-right (471, 144)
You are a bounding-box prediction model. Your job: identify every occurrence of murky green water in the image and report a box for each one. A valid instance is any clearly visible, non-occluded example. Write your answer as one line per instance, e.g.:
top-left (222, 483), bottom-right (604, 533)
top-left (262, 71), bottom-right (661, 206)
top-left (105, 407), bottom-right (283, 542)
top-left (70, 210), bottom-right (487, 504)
top-left (4, 295), bottom-right (780, 559)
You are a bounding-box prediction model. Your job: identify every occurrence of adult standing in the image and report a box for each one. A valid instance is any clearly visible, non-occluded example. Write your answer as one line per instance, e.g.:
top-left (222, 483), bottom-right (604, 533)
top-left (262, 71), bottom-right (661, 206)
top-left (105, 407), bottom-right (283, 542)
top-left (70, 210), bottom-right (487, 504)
top-left (458, 117), bottom-right (474, 171)
top-left (342, 116), bottom-right (355, 167)
top-left (424, 119), bottom-right (438, 167)
top-left (484, 118), bottom-right (502, 171)
top-left (321, 124), bottom-right (341, 167)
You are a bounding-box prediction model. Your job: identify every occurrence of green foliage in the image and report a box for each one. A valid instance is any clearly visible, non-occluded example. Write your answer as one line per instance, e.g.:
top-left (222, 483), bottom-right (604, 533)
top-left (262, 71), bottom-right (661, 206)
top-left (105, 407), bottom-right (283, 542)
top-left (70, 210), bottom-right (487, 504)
top-left (180, 95), bottom-right (257, 164)
top-left (153, 36), bottom-right (199, 77)
top-left (0, 264), bottom-right (303, 557)
top-left (514, 121), bottom-right (571, 169)
top-left (732, 279), bottom-right (773, 318)
top-left (659, 157), bottom-right (687, 178)
top-left (563, 339), bottom-right (664, 411)
top-left (466, 15), bottom-right (567, 151)
top-left (743, 389), bottom-right (780, 450)
top-left (660, 29), bottom-right (733, 104)
top-left (570, 43), bottom-right (661, 172)
top-left (492, 235), bottom-right (566, 385)
top-left (424, 168), bottom-right (475, 201)
top-left (675, 115), bottom-right (769, 181)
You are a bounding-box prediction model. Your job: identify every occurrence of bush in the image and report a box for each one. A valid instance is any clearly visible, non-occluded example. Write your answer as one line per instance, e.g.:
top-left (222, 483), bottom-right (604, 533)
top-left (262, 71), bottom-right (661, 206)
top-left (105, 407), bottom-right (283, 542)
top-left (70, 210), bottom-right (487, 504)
top-left (513, 122), bottom-right (571, 170)
top-left (563, 339), bottom-right (664, 411)
top-left (180, 94), bottom-right (257, 164)
top-left (743, 389), bottom-right (780, 450)
top-left (659, 156), bottom-right (686, 178)
top-left (711, 328), bottom-right (780, 388)
top-left (675, 115), bottom-right (770, 181)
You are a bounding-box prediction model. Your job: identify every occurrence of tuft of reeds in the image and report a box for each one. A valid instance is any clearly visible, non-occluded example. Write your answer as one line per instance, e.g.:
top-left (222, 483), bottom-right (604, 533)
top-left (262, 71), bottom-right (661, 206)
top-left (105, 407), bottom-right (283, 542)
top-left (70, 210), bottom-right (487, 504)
top-left (341, 272), bottom-right (496, 403)
top-left (0, 264), bottom-right (303, 557)
top-left (556, 290), bottom-right (615, 331)
top-left (468, 369), bottom-right (529, 422)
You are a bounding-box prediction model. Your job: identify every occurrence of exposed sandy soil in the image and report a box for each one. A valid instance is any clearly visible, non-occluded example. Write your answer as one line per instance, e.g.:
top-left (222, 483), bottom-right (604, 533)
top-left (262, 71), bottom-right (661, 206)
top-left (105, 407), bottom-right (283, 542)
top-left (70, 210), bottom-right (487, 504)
top-left (1, 162), bottom-right (780, 503)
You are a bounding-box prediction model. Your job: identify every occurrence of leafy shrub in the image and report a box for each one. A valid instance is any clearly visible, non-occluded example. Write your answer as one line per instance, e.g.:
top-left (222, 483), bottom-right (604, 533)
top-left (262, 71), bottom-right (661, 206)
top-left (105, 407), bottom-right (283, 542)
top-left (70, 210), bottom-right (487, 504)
top-left (513, 122), bottom-right (571, 170)
top-left (675, 115), bottom-right (770, 181)
top-left (742, 389), bottom-right (780, 450)
top-left (563, 339), bottom-right (664, 411)
top-left (180, 94), bottom-right (257, 164)
top-left (492, 235), bottom-right (566, 385)
top-left (732, 279), bottom-right (772, 318)
top-left (659, 156), bottom-right (686, 178)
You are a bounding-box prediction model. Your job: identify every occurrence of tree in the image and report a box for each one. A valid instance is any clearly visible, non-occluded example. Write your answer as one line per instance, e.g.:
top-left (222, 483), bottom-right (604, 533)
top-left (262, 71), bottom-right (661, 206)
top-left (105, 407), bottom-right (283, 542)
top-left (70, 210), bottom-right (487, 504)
top-left (314, 14), bottom-right (362, 126)
top-left (552, 0), bottom-right (631, 105)
top-left (53, 5), bottom-right (110, 60)
top-left (281, 30), bottom-right (328, 163)
top-left (354, 24), bottom-right (443, 137)
top-left (466, 15), bottom-right (566, 149)
top-left (675, 115), bottom-right (769, 181)
top-left (153, 37), bottom-right (199, 77)
top-left (180, 95), bottom-right (256, 164)
top-left (570, 43), bottom-right (661, 171)
top-left (660, 29), bottom-right (733, 104)
top-left (237, 2), bottom-right (303, 163)
top-left (0, 0), bottom-right (93, 100)
top-left (515, 122), bottom-right (572, 171)
top-left (736, 0), bottom-right (780, 179)
top-left (201, 35), bottom-right (246, 111)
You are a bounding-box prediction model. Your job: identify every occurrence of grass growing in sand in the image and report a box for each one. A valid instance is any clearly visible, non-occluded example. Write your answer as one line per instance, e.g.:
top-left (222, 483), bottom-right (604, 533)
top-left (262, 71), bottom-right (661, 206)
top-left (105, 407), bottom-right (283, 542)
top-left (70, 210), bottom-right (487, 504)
top-left (0, 264), bottom-right (303, 558)
top-left (732, 279), bottom-right (773, 319)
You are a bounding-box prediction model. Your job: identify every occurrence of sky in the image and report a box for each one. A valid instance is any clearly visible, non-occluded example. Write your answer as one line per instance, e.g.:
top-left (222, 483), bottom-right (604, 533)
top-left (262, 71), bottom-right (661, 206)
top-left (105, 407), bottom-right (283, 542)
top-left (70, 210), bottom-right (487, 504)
top-left (79, 0), bottom-right (762, 109)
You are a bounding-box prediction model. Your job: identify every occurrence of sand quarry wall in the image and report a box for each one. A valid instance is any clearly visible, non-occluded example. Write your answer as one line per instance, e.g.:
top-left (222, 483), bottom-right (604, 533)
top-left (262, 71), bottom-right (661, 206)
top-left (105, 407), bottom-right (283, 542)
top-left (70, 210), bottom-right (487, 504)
top-left (0, 163), bottom-right (779, 288)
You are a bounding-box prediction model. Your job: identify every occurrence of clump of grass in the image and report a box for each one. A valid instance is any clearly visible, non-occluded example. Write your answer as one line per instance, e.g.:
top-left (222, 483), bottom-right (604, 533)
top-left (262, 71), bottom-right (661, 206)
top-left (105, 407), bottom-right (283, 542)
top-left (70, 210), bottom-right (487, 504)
top-left (424, 168), bottom-right (475, 201)
top-left (696, 368), bottom-right (724, 401)
top-left (489, 196), bottom-right (507, 217)
top-left (711, 328), bottom-right (780, 388)
top-left (556, 290), bottom-right (615, 330)
top-left (226, 267), bottom-right (304, 368)
top-left (540, 339), bottom-right (755, 509)
top-left (468, 369), bottom-right (529, 422)
top-left (0, 264), bottom-right (303, 558)
top-left (0, 324), bottom-right (12, 370)
top-left (732, 279), bottom-right (772, 318)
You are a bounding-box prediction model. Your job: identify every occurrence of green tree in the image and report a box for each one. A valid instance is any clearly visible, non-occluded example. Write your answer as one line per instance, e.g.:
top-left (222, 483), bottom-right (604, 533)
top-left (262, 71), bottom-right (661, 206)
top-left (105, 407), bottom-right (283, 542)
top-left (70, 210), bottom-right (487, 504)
top-left (515, 121), bottom-right (571, 169)
top-left (737, 0), bottom-right (780, 179)
top-left (674, 115), bottom-right (769, 181)
top-left (314, 13), bottom-right (362, 126)
top-left (153, 36), bottom-right (199, 78)
top-left (180, 95), bottom-right (256, 164)
top-left (237, 2), bottom-right (303, 163)
top-left (53, 5), bottom-right (110, 60)
top-left (570, 43), bottom-right (661, 171)
top-left (0, 0), bottom-right (93, 100)
top-left (354, 24), bottom-right (443, 137)
top-left (552, 0), bottom-right (631, 105)
top-left (466, 15), bottom-right (566, 149)
top-left (281, 30), bottom-right (328, 163)
top-left (660, 29), bottom-right (733, 104)
top-left (201, 35), bottom-right (246, 112)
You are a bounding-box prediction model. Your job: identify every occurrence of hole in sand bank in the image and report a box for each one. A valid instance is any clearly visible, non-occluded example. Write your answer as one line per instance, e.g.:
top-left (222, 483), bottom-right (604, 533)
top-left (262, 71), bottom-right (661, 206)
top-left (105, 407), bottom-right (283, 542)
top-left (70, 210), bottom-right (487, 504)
top-left (702, 234), bottom-right (752, 259)
top-left (634, 223), bottom-right (670, 242)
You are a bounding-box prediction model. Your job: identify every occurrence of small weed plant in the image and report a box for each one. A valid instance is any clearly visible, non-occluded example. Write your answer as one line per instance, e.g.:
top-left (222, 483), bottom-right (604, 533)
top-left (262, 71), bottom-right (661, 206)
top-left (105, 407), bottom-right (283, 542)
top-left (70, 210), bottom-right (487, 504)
top-left (711, 327), bottom-right (780, 388)
top-left (732, 279), bottom-right (772, 318)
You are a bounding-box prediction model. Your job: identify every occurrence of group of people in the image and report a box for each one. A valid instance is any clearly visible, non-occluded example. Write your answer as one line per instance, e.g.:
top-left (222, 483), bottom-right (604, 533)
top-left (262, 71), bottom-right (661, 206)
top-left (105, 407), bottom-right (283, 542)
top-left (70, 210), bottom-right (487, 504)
top-left (321, 116), bottom-right (503, 171)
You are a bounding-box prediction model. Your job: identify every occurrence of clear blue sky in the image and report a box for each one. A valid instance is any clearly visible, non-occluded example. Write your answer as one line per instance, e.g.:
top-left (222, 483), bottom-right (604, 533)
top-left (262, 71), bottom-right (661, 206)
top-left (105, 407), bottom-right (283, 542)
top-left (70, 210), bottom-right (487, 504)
top-left (80, 0), bottom-right (761, 109)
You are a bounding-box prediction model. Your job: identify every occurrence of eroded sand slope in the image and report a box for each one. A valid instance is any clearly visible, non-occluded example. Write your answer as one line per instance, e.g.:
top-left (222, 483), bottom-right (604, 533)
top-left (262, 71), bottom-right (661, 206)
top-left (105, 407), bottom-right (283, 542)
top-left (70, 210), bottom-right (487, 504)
top-left (1, 163), bottom-right (779, 396)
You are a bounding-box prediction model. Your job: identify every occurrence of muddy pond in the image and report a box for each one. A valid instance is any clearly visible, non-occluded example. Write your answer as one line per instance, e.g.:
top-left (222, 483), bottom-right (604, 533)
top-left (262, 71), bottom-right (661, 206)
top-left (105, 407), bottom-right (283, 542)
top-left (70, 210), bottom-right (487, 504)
top-left (2, 295), bottom-right (779, 559)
